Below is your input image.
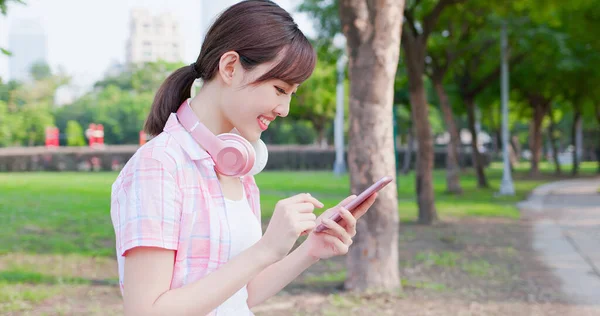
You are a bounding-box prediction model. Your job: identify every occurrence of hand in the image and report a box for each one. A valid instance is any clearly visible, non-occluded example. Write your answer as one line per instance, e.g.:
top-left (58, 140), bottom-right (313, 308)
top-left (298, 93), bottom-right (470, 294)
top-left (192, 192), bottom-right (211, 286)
top-left (259, 193), bottom-right (324, 262)
top-left (302, 192), bottom-right (378, 260)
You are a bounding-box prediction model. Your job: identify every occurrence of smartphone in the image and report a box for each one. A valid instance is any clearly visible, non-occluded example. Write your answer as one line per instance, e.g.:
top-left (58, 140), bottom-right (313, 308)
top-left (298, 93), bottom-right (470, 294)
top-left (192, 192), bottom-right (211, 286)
top-left (314, 175), bottom-right (393, 233)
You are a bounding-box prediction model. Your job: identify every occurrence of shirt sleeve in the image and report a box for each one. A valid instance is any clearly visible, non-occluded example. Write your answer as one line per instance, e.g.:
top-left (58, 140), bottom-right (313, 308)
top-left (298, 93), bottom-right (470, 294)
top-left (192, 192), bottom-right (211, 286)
top-left (111, 157), bottom-right (182, 257)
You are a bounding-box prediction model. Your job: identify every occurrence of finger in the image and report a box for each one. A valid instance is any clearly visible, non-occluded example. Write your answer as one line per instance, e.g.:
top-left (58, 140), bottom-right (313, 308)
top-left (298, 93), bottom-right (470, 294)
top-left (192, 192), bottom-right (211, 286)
top-left (321, 218), bottom-right (352, 245)
top-left (322, 233), bottom-right (350, 253)
top-left (298, 220), bottom-right (316, 236)
top-left (338, 207), bottom-right (357, 233)
top-left (338, 194), bottom-right (357, 208)
top-left (316, 194), bottom-right (357, 223)
top-left (288, 202), bottom-right (317, 214)
top-left (297, 212), bottom-right (317, 222)
top-left (351, 192), bottom-right (378, 220)
top-left (280, 193), bottom-right (324, 208)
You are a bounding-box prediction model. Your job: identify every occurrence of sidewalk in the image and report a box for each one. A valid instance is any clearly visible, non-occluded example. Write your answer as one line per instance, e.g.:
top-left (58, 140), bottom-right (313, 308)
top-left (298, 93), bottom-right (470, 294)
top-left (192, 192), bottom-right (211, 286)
top-left (518, 177), bottom-right (600, 306)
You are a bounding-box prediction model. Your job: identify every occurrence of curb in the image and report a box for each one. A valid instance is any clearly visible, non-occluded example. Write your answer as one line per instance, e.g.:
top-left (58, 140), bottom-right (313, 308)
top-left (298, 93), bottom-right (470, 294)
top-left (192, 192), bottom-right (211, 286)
top-left (517, 178), bottom-right (600, 213)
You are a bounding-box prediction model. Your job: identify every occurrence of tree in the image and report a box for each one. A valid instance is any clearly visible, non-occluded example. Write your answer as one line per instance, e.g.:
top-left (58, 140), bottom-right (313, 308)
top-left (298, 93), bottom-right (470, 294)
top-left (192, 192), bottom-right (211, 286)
top-left (401, 0), bottom-right (467, 223)
top-left (0, 100), bottom-right (14, 146)
top-left (0, 0), bottom-right (26, 56)
top-left (423, 3), bottom-right (488, 194)
top-left (94, 60), bottom-right (184, 94)
top-left (0, 68), bottom-right (64, 146)
top-left (506, 11), bottom-right (578, 176)
top-left (30, 61), bottom-right (52, 81)
top-left (65, 120), bottom-right (85, 146)
top-left (449, 11), bottom-right (530, 188)
top-left (338, 0), bottom-right (404, 292)
top-left (289, 42), bottom-right (340, 147)
top-left (505, 0), bottom-right (600, 175)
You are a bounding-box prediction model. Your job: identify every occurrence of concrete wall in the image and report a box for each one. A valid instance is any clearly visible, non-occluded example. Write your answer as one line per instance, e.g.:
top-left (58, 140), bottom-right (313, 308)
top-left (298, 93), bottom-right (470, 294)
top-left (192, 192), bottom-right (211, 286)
top-left (0, 145), bottom-right (486, 172)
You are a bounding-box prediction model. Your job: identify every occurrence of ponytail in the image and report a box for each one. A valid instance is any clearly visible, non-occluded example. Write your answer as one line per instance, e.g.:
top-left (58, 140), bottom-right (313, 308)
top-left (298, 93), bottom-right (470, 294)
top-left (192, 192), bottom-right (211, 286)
top-left (143, 64), bottom-right (200, 136)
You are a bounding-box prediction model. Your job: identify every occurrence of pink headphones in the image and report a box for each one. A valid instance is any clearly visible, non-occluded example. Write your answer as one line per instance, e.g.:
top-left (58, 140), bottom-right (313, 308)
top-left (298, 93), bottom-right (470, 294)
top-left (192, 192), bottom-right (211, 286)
top-left (176, 99), bottom-right (268, 177)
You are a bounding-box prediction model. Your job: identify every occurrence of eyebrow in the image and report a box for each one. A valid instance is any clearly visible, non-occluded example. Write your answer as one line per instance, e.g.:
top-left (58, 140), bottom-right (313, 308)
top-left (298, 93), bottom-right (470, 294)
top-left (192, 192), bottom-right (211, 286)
top-left (284, 81), bottom-right (300, 92)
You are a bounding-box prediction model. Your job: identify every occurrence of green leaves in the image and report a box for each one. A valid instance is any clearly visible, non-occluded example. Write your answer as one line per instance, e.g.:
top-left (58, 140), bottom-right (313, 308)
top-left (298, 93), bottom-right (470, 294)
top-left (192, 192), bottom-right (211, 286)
top-left (0, 48), bottom-right (11, 56)
top-left (0, 0), bottom-right (25, 16)
top-left (296, 0), bottom-right (341, 39)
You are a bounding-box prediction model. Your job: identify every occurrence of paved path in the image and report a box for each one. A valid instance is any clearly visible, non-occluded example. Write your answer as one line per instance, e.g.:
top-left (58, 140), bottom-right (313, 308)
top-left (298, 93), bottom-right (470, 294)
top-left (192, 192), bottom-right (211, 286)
top-left (518, 177), bottom-right (600, 307)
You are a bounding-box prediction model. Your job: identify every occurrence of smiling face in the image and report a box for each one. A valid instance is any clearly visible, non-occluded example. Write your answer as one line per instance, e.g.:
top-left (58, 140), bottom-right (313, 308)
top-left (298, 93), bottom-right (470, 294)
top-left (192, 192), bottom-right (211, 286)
top-left (218, 51), bottom-right (301, 142)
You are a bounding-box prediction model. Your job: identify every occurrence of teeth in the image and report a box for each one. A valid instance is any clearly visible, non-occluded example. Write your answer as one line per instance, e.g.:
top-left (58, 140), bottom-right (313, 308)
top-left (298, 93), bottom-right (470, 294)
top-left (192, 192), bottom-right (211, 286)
top-left (260, 117), bottom-right (270, 126)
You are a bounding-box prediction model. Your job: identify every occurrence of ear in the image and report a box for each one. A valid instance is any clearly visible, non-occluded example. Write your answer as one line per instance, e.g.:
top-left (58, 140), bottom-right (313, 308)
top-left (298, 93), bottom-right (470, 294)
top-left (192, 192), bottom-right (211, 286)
top-left (218, 51), bottom-right (240, 86)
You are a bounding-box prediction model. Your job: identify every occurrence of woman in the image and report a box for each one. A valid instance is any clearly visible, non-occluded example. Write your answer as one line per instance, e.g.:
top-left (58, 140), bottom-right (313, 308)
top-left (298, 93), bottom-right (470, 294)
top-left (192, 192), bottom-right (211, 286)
top-left (110, 1), bottom-right (378, 315)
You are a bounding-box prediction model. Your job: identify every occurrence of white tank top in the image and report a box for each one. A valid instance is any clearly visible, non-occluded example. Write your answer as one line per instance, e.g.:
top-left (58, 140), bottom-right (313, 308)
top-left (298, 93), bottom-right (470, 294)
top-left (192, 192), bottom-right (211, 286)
top-left (217, 185), bottom-right (263, 315)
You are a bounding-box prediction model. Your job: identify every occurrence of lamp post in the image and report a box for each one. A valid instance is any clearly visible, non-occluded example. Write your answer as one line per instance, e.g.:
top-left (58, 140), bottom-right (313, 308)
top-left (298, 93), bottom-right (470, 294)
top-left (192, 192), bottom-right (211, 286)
top-left (333, 34), bottom-right (347, 175)
top-left (499, 21), bottom-right (515, 196)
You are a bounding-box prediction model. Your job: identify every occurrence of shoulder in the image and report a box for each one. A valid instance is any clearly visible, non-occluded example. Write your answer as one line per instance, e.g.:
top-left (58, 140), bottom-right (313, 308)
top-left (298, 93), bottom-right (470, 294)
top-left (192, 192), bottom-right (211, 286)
top-left (112, 132), bottom-right (190, 191)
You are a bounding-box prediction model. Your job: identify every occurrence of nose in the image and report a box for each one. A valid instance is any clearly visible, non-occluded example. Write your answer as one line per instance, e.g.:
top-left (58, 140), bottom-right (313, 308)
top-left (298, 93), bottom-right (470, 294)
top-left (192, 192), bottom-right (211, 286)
top-left (274, 102), bottom-right (290, 118)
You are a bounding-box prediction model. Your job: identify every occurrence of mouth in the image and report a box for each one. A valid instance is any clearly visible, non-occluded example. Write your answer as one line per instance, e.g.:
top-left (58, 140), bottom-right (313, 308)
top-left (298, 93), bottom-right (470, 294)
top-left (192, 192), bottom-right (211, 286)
top-left (257, 115), bottom-right (274, 131)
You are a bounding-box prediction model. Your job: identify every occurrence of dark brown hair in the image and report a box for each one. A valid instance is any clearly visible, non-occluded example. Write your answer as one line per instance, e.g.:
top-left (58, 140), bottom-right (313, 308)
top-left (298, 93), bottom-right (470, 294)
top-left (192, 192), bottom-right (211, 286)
top-left (144, 0), bottom-right (317, 136)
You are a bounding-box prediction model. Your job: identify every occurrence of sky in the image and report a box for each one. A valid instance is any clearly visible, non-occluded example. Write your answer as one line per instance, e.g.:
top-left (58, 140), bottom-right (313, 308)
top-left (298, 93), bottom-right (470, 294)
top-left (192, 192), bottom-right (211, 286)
top-left (0, 0), bottom-right (316, 94)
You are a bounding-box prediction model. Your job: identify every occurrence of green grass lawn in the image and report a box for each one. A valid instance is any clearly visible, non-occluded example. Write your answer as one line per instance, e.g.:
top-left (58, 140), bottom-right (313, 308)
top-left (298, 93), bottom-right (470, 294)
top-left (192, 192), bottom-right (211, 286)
top-left (0, 161), bottom-right (597, 313)
top-left (0, 161), bottom-right (596, 258)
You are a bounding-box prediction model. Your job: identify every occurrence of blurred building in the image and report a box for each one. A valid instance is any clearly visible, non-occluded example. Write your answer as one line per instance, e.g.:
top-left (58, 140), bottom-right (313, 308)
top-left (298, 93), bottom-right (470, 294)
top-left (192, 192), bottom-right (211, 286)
top-left (8, 18), bottom-right (48, 82)
top-left (201, 1), bottom-right (240, 40)
top-left (103, 59), bottom-right (126, 78)
top-left (125, 8), bottom-right (184, 64)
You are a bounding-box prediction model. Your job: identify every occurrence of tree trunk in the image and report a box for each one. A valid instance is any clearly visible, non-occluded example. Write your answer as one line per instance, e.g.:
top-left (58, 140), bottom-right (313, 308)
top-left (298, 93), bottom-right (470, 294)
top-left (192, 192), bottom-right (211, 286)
top-left (529, 100), bottom-right (547, 176)
top-left (571, 110), bottom-right (581, 176)
top-left (316, 122), bottom-right (327, 148)
top-left (494, 129), bottom-right (501, 156)
top-left (402, 28), bottom-right (437, 225)
top-left (402, 128), bottom-right (413, 174)
top-left (465, 97), bottom-right (488, 188)
top-left (509, 141), bottom-right (518, 171)
top-left (548, 109), bottom-right (561, 175)
top-left (433, 80), bottom-right (462, 194)
top-left (339, 0), bottom-right (403, 292)
top-left (512, 135), bottom-right (522, 161)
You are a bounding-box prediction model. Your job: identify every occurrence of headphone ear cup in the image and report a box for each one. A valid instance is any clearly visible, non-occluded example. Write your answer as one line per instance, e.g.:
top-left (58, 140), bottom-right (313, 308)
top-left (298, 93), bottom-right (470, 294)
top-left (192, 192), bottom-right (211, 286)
top-left (214, 133), bottom-right (255, 177)
top-left (249, 139), bottom-right (268, 176)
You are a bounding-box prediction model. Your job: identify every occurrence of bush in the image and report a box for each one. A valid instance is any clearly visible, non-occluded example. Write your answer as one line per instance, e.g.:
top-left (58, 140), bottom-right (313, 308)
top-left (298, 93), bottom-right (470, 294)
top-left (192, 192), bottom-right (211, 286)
top-left (66, 120), bottom-right (86, 147)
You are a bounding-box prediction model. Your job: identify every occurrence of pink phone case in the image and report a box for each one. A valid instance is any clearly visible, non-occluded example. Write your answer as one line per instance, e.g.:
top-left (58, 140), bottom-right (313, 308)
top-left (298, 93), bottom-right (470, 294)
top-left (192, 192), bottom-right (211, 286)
top-left (313, 176), bottom-right (393, 233)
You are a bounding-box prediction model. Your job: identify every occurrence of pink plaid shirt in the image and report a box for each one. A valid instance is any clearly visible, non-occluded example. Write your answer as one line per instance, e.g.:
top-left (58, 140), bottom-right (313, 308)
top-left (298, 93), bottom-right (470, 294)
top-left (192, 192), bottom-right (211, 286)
top-left (110, 112), bottom-right (262, 315)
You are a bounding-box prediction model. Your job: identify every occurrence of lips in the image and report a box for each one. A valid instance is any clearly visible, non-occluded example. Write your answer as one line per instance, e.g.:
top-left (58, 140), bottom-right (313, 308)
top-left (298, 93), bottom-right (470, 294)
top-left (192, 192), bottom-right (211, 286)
top-left (258, 115), bottom-right (273, 131)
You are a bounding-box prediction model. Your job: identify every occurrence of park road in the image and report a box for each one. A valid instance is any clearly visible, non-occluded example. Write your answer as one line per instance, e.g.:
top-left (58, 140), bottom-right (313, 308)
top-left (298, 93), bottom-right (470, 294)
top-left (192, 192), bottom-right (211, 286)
top-left (518, 177), bottom-right (600, 308)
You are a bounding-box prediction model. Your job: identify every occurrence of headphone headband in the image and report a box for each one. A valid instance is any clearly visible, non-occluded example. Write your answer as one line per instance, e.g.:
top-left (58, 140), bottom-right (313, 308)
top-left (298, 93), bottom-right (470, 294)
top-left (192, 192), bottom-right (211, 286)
top-left (175, 99), bottom-right (263, 177)
top-left (176, 99), bottom-right (223, 158)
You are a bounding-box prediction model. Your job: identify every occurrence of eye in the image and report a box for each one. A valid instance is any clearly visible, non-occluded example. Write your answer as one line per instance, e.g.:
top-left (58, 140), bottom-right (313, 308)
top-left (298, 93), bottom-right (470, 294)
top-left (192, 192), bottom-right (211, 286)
top-left (274, 86), bottom-right (287, 95)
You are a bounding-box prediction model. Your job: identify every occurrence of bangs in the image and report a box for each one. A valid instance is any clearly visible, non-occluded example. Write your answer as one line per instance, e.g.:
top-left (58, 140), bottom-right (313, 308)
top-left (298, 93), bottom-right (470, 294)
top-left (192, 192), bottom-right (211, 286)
top-left (254, 31), bottom-right (317, 85)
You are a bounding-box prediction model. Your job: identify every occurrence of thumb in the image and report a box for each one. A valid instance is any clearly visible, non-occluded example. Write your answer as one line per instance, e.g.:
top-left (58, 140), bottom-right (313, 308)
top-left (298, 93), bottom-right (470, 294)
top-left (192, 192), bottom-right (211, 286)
top-left (338, 194), bottom-right (357, 208)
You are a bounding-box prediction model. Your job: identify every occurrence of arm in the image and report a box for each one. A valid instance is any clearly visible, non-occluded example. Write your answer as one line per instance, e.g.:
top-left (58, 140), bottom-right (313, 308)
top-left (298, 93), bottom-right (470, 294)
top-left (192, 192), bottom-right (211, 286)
top-left (246, 240), bottom-right (318, 308)
top-left (246, 193), bottom-right (379, 308)
top-left (123, 240), bottom-right (278, 316)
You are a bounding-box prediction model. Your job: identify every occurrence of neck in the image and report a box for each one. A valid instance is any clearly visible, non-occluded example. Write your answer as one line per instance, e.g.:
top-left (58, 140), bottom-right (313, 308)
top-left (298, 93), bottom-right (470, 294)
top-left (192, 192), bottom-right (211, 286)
top-left (189, 81), bottom-right (233, 136)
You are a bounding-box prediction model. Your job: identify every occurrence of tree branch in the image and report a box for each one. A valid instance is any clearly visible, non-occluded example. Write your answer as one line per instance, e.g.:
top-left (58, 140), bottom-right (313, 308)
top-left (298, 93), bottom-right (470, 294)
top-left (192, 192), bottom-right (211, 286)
top-left (422, 0), bottom-right (466, 40)
top-left (410, 0), bottom-right (423, 12)
top-left (403, 8), bottom-right (419, 38)
top-left (468, 52), bottom-right (526, 97)
top-left (452, 39), bottom-right (495, 63)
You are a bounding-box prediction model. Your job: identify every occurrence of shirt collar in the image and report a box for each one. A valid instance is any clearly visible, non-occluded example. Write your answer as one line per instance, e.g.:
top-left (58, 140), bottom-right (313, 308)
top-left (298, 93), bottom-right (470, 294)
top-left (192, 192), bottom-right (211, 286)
top-left (163, 112), bottom-right (212, 162)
